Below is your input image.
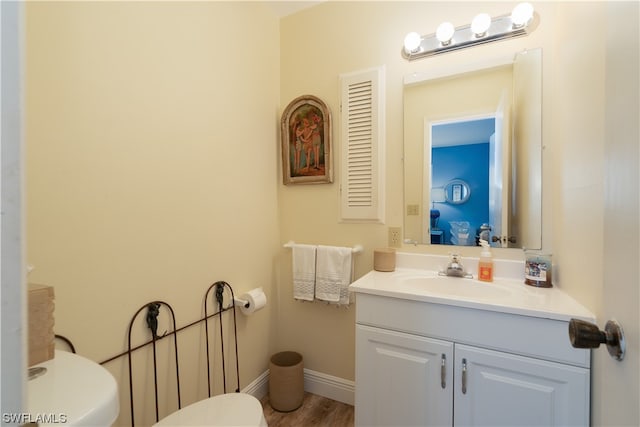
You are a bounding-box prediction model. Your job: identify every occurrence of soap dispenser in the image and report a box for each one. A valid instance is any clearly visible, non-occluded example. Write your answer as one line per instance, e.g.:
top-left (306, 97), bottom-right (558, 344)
top-left (478, 239), bottom-right (493, 282)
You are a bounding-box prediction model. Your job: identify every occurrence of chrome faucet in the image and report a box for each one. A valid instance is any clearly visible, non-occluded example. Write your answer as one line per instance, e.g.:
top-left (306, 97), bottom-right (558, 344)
top-left (442, 253), bottom-right (472, 278)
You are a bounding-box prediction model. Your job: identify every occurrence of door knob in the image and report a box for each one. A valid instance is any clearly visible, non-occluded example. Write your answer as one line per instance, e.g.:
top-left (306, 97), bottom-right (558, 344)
top-left (568, 318), bottom-right (625, 361)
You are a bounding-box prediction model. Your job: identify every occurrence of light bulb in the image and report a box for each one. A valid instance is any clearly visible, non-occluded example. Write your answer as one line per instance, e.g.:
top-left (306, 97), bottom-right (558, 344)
top-left (403, 32), bottom-right (422, 53)
top-left (511, 2), bottom-right (534, 28)
top-left (471, 13), bottom-right (491, 37)
top-left (436, 22), bottom-right (455, 45)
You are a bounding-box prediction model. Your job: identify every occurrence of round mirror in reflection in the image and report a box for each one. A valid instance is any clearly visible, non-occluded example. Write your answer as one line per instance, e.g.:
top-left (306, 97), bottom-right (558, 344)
top-left (444, 179), bottom-right (471, 204)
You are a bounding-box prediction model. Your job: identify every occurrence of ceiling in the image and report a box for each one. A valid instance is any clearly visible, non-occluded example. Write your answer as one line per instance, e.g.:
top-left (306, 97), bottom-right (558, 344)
top-left (432, 118), bottom-right (496, 148)
top-left (268, 1), bottom-right (324, 18)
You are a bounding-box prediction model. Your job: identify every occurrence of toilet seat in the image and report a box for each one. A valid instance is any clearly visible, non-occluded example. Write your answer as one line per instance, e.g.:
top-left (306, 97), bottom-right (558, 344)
top-left (153, 393), bottom-right (268, 427)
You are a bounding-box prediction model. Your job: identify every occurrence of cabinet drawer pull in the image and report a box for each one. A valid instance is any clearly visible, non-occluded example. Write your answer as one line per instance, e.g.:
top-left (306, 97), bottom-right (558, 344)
top-left (440, 354), bottom-right (446, 388)
top-left (461, 358), bottom-right (468, 394)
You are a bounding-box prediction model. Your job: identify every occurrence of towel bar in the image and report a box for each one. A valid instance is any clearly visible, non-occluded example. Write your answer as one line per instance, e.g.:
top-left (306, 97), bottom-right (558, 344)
top-left (283, 240), bottom-right (363, 254)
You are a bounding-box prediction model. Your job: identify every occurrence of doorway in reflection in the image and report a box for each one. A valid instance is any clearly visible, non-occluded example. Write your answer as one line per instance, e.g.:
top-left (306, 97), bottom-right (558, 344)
top-left (430, 117), bottom-right (495, 246)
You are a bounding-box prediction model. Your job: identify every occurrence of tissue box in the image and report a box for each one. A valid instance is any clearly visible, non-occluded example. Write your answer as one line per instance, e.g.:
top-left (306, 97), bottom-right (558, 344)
top-left (28, 284), bottom-right (55, 366)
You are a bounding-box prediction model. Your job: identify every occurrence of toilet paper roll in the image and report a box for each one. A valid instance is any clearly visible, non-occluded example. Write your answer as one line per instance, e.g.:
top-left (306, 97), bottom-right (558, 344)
top-left (236, 288), bottom-right (267, 315)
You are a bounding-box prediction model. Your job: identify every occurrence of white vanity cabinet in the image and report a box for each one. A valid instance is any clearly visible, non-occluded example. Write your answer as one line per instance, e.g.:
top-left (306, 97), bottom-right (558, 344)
top-left (353, 290), bottom-right (592, 427)
top-left (356, 324), bottom-right (454, 426)
top-left (453, 344), bottom-right (589, 426)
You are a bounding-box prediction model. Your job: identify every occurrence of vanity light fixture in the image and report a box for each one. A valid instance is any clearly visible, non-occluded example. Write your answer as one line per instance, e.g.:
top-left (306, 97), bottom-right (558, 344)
top-left (403, 31), bottom-right (422, 52)
top-left (402, 2), bottom-right (537, 60)
top-left (511, 2), bottom-right (535, 28)
top-left (435, 22), bottom-right (455, 45)
top-left (471, 13), bottom-right (492, 37)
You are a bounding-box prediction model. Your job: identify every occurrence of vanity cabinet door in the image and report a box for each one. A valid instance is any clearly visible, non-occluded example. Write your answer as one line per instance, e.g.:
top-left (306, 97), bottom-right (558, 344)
top-left (453, 344), bottom-right (590, 427)
top-left (355, 324), bottom-right (453, 427)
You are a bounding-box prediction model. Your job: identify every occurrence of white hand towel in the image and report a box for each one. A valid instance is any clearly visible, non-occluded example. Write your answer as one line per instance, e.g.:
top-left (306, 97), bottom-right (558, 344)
top-left (315, 245), bottom-right (353, 304)
top-left (292, 244), bottom-right (317, 301)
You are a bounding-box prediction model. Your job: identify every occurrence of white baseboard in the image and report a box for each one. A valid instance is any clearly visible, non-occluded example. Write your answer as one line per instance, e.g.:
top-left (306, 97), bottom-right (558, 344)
top-left (303, 368), bottom-right (355, 406)
top-left (242, 370), bottom-right (270, 400)
top-left (244, 368), bottom-right (354, 406)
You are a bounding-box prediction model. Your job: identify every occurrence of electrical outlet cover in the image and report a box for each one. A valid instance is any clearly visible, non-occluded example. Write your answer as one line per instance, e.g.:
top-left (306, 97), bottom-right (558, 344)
top-left (388, 227), bottom-right (402, 248)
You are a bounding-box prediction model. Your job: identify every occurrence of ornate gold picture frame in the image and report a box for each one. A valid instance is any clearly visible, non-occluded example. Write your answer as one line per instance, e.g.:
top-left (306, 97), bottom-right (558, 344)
top-left (281, 95), bottom-right (332, 185)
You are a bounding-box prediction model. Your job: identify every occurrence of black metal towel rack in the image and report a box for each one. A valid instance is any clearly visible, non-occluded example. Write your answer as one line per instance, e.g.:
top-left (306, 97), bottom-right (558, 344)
top-left (98, 280), bottom-right (242, 426)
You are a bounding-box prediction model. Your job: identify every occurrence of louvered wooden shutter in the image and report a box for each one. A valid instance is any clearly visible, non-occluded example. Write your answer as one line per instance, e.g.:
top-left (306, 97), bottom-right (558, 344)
top-left (339, 66), bottom-right (385, 222)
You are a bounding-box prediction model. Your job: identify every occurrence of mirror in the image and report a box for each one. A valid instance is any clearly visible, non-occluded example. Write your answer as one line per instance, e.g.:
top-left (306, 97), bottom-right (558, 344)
top-left (444, 179), bottom-right (471, 204)
top-left (403, 48), bottom-right (542, 249)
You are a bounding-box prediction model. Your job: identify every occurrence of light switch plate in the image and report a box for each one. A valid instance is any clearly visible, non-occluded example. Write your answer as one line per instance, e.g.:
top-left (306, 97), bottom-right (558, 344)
top-left (407, 204), bottom-right (420, 215)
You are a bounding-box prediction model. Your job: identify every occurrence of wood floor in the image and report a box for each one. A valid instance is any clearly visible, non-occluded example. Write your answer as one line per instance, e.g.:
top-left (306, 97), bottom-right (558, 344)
top-left (261, 392), bottom-right (354, 427)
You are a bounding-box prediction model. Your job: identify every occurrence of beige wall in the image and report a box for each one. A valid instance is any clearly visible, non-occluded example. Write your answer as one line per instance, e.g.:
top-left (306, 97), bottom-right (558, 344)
top-left (279, 1), bottom-right (637, 425)
top-left (25, 2), bottom-right (280, 425)
top-left (24, 1), bottom-right (638, 426)
top-left (278, 0), bottom-right (556, 379)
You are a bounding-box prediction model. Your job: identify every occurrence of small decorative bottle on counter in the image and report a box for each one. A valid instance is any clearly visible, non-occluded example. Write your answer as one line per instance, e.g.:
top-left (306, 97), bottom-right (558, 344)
top-left (524, 252), bottom-right (553, 287)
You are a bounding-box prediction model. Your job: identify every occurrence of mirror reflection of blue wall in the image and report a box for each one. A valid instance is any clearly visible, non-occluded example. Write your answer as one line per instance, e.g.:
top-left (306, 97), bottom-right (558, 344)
top-left (431, 118), bottom-right (494, 245)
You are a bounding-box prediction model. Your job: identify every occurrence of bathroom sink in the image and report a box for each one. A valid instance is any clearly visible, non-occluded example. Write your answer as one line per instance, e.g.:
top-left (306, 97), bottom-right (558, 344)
top-left (390, 271), bottom-right (514, 302)
top-left (350, 253), bottom-right (597, 323)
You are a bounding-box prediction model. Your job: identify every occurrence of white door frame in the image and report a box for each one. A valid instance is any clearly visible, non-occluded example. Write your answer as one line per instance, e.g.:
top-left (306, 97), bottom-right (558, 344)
top-left (1, 0), bottom-right (26, 419)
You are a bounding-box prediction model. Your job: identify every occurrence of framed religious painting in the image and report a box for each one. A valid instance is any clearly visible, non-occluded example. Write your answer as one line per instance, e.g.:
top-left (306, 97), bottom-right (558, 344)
top-left (280, 95), bottom-right (332, 185)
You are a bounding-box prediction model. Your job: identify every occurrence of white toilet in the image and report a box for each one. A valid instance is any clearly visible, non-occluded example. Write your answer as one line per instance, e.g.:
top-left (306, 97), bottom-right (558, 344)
top-left (28, 350), bottom-right (120, 426)
top-left (153, 392), bottom-right (268, 427)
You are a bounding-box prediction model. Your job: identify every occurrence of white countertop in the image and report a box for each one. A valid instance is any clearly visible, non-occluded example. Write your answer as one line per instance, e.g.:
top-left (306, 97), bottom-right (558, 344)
top-left (349, 253), bottom-right (595, 323)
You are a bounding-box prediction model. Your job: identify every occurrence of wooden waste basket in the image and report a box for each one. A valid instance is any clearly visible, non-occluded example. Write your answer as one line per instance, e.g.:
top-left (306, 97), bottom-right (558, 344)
top-left (269, 351), bottom-right (304, 412)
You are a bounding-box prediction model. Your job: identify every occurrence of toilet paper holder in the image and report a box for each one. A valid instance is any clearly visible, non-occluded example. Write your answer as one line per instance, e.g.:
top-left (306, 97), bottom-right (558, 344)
top-left (568, 318), bottom-right (626, 361)
top-left (232, 288), bottom-right (267, 315)
top-left (234, 297), bottom-right (250, 309)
